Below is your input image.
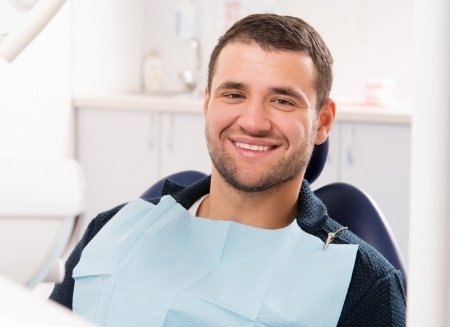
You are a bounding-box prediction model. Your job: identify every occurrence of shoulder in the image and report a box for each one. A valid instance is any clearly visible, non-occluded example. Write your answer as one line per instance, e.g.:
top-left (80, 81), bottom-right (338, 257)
top-left (49, 182), bottom-right (204, 309)
top-left (84, 203), bottom-right (127, 239)
top-left (49, 201), bottom-right (151, 308)
top-left (83, 174), bottom-right (210, 243)
top-left (323, 219), bottom-right (406, 326)
top-left (85, 198), bottom-right (161, 242)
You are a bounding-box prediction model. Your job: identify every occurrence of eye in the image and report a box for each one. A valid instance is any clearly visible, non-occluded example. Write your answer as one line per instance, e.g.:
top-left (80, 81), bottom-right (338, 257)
top-left (272, 98), bottom-right (294, 106)
top-left (225, 93), bottom-right (244, 99)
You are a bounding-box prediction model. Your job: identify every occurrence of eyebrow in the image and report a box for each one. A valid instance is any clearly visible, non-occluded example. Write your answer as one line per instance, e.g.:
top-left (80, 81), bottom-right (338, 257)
top-left (215, 81), bottom-right (246, 92)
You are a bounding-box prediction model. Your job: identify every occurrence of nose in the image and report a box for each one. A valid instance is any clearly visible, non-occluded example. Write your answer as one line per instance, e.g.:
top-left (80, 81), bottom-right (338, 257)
top-left (236, 99), bottom-right (272, 135)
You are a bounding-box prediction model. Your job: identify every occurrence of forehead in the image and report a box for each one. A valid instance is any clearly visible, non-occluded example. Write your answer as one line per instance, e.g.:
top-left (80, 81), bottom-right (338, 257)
top-left (213, 42), bottom-right (317, 97)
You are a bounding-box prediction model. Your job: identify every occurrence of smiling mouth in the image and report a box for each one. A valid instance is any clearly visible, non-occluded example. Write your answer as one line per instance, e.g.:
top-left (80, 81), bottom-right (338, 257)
top-left (234, 142), bottom-right (277, 152)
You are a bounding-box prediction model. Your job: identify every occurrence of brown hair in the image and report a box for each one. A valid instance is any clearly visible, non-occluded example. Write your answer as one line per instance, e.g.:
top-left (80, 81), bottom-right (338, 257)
top-left (207, 14), bottom-right (333, 110)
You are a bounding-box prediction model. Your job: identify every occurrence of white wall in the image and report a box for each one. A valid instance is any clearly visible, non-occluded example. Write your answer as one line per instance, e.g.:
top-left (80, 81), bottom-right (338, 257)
top-left (408, 1), bottom-right (450, 325)
top-left (0, 0), bottom-right (147, 159)
top-left (282, 0), bottom-right (413, 102)
top-left (0, 2), bottom-right (71, 158)
top-left (72, 0), bottom-right (145, 94)
top-left (143, 0), bottom-right (413, 102)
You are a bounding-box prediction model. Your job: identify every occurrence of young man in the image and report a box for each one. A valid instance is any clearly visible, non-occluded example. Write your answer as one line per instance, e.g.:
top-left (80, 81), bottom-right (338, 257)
top-left (50, 14), bottom-right (406, 327)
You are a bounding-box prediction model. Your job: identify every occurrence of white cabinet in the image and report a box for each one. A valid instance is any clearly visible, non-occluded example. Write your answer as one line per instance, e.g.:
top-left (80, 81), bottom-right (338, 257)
top-left (159, 112), bottom-right (211, 177)
top-left (76, 108), bottom-right (211, 229)
top-left (340, 122), bottom-right (410, 261)
top-left (312, 122), bottom-right (411, 262)
top-left (77, 109), bottom-right (158, 224)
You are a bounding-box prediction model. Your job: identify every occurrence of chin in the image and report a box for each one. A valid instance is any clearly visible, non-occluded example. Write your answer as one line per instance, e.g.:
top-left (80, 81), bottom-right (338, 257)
top-left (223, 171), bottom-right (293, 193)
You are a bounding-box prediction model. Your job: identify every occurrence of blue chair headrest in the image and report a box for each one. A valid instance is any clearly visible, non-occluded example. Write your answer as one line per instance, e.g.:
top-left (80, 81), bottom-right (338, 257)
top-left (304, 138), bottom-right (329, 184)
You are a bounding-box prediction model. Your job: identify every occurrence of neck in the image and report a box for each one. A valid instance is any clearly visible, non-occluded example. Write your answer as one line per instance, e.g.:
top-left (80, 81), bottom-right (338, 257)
top-left (197, 171), bottom-right (302, 230)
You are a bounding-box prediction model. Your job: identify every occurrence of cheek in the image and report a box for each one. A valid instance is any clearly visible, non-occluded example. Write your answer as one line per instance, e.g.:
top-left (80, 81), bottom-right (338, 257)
top-left (279, 117), bottom-right (307, 143)
top-left (284, 119), bottom-right (317, 152)
top-left (205, 113), bottom-right (224, 143)
top-left (206, 106), bottom-right (237, 134)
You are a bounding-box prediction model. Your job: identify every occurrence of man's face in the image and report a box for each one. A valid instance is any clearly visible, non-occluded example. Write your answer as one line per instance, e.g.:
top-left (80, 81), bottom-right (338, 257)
top-left (204, 42), bottom-right (320, 192)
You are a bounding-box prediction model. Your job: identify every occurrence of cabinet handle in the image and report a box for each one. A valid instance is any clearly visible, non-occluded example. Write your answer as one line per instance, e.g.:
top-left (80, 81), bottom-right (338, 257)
top-left (345, 126), bottom-right (354, 167)
top-left (166, 115), bottom-right (175, 153)
top-left (145, 113), bottom-right (155, 151)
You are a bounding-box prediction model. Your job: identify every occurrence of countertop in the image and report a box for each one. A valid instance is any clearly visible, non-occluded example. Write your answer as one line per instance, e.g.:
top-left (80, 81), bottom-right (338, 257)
top-left (73, 93), bottom-right (412, 125)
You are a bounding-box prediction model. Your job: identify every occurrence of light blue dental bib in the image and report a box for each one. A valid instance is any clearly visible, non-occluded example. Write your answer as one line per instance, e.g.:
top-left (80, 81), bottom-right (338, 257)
top-left (73, 196), bottom-right (358, 327)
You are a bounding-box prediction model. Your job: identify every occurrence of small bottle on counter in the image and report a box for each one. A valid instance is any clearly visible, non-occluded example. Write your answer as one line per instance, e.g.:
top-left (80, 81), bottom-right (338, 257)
top-left (142, 50), bottom-right (163, 93)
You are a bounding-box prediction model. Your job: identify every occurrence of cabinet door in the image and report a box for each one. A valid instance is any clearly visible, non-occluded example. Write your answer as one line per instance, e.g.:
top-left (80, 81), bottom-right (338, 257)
top-left (340, 122), bottom-right (411, 261)
top-left (159, 112), bottom-right (212, 177)
top-left (77, 109), bottom-right (159, 227)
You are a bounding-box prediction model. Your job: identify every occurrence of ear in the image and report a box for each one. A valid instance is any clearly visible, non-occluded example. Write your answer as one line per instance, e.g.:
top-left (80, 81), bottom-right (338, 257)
top-left (203, 87), bottom-right (210, 117)
top-left (315, 98), bottom-right (336, 145)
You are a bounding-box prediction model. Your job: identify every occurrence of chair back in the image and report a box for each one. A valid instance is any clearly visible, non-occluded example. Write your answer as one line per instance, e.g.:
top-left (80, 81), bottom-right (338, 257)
top-left (141, 170), bottom-right (207, 199)
top-left (314, 182), bottom-right (407, 291)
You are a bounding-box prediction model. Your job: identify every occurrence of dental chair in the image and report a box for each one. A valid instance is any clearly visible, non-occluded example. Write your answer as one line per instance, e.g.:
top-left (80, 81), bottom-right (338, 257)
top-left (0, 157), bottom-right (87, 288)
top-left (0, 157), bottom-right (96, 326)
top-left (140, 138), bottom-right (407, 293)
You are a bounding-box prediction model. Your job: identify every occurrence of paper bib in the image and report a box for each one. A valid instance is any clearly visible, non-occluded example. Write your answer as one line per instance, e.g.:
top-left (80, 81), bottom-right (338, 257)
top-left (73, 196), bottom-right (357, 327)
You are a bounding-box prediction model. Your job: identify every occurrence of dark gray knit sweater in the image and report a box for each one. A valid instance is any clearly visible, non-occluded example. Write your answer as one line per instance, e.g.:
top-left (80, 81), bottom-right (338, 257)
top-left (50, 176), bottom-right (406, 326)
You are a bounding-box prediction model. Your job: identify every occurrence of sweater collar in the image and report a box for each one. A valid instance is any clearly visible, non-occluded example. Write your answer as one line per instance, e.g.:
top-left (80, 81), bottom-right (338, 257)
top-left (161, 175), bottom-right (328, 234)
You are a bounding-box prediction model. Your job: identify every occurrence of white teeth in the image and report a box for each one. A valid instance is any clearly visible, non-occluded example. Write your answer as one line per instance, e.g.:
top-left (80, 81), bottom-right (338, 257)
top-left (235, 142), bottom-right (270, 151)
